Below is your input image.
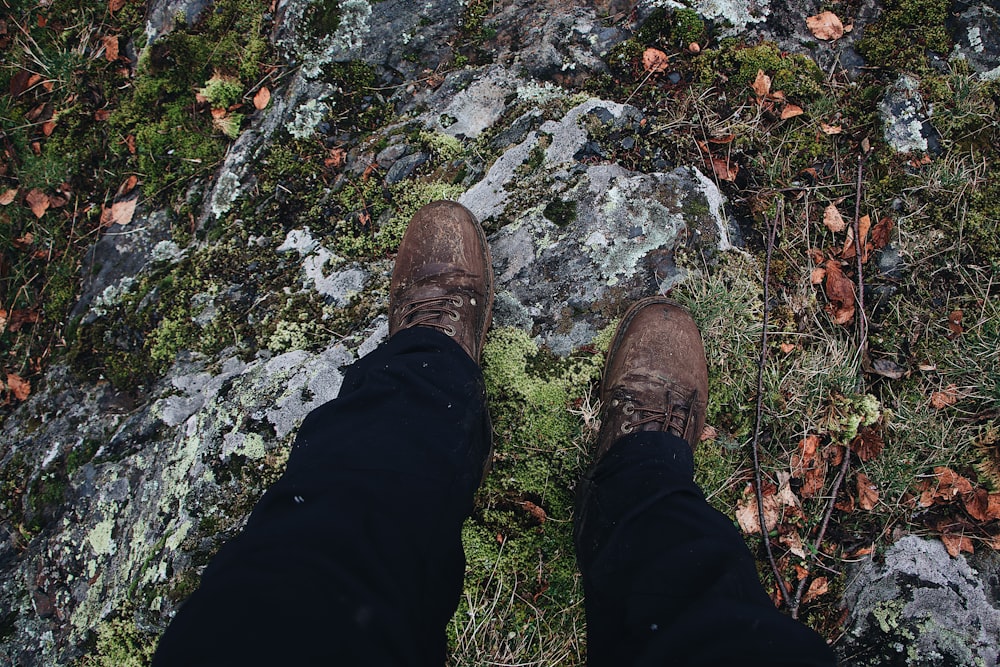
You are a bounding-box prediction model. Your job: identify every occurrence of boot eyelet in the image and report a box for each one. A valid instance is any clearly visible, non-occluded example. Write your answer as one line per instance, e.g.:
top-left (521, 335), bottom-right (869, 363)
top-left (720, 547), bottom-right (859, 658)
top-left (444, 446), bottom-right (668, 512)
top-left (623, 404), bottom-right (635, 415)
top-left (448, 311), bottom-right (460, 321)
top-left (621, 423), bottom-right (633, 434)
top-left (451, 295), bottom-right (464, 307)
top-left (444, 325), bottom-right (457, 336)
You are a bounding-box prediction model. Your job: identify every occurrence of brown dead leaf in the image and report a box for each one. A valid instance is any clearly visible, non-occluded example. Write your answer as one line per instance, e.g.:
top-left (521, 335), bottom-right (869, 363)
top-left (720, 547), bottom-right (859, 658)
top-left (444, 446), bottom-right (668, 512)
top-left (806, 11), bottom-right (845, 41)
top-left (781, 103), bottom-right (804, 119)
top-left (779, 530), bottom-right (807, 558)
top-left (802, 576), bottom-right (830, 604)
top-left (962, 488), bottom-right (997, 522)
top-left (13, 232), bottom-right (34, 249)
top-left (930, 384), bottom-right (960, 410)
top-left (790, 435), bottom-right (827, 498)
top-left (708, 134), bottom-right (735, 144)
top-left (253, 86), bottom-right (271, 110)
top-left (850, 427), bottom-right (884, 462)
top-left (823, 259), bottom-right (855, 325)
top-left (947, 310), bottom-right (964, 338)
top-left (519, 500), bottom-right (547, 524)
top-left (8, 309), bottom-right (40, 332)
top-left (779, 342), bottom-right (796, 354)
top-left (25, 188), bottom-right (49, 218)
top-left (94, 109), bottom-right (111, 121)
top-left (108, 196), bottom-right (137, 226)
top-left (125, 134), bottom-right (137, 154)
top-left (0, 188), bottom-right (17, 205)
top-left (857, 472), bottom-right (879, 510)
top-left (807, 248), bottom-right (825, 264)
top-left (117, 174), bottom-right (138, 197)
top-left (823, 203), bottom-right (846, 233)
top-left (834, 494), bottom-right (855, 512)
top-left (102, 35), bottom-right (119, 61)
top-left (6, 373), bottom-right (31, 401)
top-left (870, 216), bottom-right (893, 250)
top-left (751, 69), bottom-right (771, 97)
top-left (642, 48), bottom-right (670, 73)
top-left (820, 122), bottom-right (842, 135)
top-left (940, 532), bottom-right (974, 557)
top-left (709, 157), bottom-right (739, 182)
top-left (842, 214), bottom-right (872, 261)
top-left (700, 424), bottom-right (718, 442)
top-left (41, 119), bottom-right (56, 136)
top-left (109, 0), bottom-right (126, 12)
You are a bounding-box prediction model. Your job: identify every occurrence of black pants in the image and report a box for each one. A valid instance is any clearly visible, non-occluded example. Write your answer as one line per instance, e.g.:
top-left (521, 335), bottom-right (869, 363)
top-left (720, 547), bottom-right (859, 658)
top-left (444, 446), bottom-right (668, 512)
top-left (154, 328), bottom-right (835, 666)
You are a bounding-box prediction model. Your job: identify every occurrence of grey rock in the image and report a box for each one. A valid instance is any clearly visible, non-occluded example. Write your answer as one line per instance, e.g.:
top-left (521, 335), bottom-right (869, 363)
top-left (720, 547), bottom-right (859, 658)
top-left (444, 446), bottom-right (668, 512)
top-left (385, 152), bottom-right (430, 184)
top-left (949, 3), bottom-right (1000, 80)
top-left (376, 142), bottom-right (411, 168)
top-left (839, 535), bottom-right (1000, 666)
top-left (145, 0), bottom-right (213, 43)
top-left (879, 75), bottom-right (937, 154)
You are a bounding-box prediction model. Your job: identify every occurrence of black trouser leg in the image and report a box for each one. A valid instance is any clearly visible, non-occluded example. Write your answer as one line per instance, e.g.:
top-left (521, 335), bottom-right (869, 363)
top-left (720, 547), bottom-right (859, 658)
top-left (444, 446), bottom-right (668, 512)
top-left (153, 327), bottom-right (491, 667)
top-left (574, 434), bottom-right (837, 666)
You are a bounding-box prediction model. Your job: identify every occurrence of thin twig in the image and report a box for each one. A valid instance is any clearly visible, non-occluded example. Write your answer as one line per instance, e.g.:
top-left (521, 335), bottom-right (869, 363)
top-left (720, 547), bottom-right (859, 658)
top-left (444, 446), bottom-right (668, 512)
top-left (751, 201), bottom-right (791, 608)
top-left (791, 152), bottom-right (869, 617)
top-left (791, 450), bottom-right (851, 619)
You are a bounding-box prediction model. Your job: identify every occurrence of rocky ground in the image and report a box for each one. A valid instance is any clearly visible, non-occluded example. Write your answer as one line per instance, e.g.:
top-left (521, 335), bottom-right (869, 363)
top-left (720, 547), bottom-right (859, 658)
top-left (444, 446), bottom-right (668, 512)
top-left (1, 0), bottom-right (999, 664)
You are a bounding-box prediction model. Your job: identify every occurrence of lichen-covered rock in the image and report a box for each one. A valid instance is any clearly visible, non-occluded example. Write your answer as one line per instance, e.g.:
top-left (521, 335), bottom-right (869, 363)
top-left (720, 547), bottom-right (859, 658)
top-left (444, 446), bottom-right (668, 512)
top-left (879, 75), bottom-right (938, 154)
top-left (839, 535), bottom-right (1000, 666)
top-left (949, 3), bottom-right (1000, 80)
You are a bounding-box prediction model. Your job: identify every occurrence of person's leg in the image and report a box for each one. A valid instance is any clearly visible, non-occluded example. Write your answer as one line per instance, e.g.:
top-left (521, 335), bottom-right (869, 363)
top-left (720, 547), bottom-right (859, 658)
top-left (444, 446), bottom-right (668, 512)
top-left (575, 297), bottom-right (835, 666)
top-left (154, 201), bottom-right (495, 667)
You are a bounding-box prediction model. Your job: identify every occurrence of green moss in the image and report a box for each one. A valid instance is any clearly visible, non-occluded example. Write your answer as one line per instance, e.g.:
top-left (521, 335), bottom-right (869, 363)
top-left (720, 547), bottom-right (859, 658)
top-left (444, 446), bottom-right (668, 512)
top-left (77, 615), bottom-right (157, 667)
top-left (707, 42), bottom-right (825, 100)
top-left (197, 75), bottom-right (243, 108)
top-left (857, 0), bottom-right (952, 71)
top-left (542, 199), bottom-right (577, 227)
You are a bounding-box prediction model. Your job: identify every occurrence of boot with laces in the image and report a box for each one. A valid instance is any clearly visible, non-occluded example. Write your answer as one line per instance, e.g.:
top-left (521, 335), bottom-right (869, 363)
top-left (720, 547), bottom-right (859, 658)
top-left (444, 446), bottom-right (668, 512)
top-left (595, 297), bottom-right (709, 459)
top-left (389, 201), bottom-right (494, 362)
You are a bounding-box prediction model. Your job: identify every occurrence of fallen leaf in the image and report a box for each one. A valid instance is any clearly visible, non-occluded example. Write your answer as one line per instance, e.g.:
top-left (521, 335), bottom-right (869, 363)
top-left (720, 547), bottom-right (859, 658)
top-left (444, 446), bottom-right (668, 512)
top-left (963, 488), bottom-right (995, 522)
top-left (25, 188), bottom-right (49, 218)
top-left (842, 214), bottom-right (872, 260)
top-left (857, 472), bottom-right (879, 510)
top-left (790, 435), bottom-right (827, 498)
top-left (108, 196), bottom-right (137, 226)
top-left (709, 134), bottom-right (735, 144)
top-left (642, 48), bottom-right (670, 73)
top-left (519, 500), bottom-right (547, 524)
top-left (930, 384), bottom-right (960, 410)
top-left (781, 103), bottom-right (804, 119)
top-left (253, 86), bottom-right (271, 110)
top-left (823, 203), bottom-right (846, 233)
top-left (94, 109), bottom-right (111, 121)
top-left (109, 0), bottom-right (126, 12)
top-left (870, 216), bottom-right (893, 249)
top-left (861, 136), bottom-right (871, 153)
top-left (870, 358), bottom-right (906, 379)
top-left (709, 157), bottom-right (739, 181)
top-left (850, 427), bottom-right (884, 462)
top-left (807, 248), bottom-right (825, 264)
top-left (802, 576), bottom-right (829, 603)
top-left (821, 122), bottom-right (842, 135)
top-left (0, 188), bottom-right (17, 205)
top-left (117, 174), bottom-right (138, 197)
top-left (700, 424), bottom-right (718, 441)
top-left (6, 373), bottom-right (30, 401)
top-left (779, 530), bottom-right (807, 558)
top-left (940, 533), bottom-right (974, 557)
top-left (806, 11), bottom-right (845, 40)
top-left (102, 35), bottom-right (119, 61)
top-left (8, 310), bottom-right (40, 332)
top-left (752, 69), bottom-right (771, 97)
top-left (947, 310), bottom-right (964, 338)
top-left (834, 494), bottom-right (855, 512)
top-left (779, 342), bottom-right (796, 354)
top-left (687, 42), bottom-right (701, 54)
top-left (736, 487), bottom-right (780, 535)
top-left (9, 70), bottom-right (34, 97)
top-left (13, 232), bottom-right (34, 248)
top-left (0, 310), bottom-right (6, 335)
top-left (823, 259), bottom-right (855, 325)
top-left (125, 134), bottom-right (137, 154)
top-left (41, 120), bottom-right (56, 136)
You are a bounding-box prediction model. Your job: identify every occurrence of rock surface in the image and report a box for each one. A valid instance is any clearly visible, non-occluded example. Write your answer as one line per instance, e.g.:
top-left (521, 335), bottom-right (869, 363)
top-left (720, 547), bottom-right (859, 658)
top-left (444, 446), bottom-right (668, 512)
top-left (2, 0), bottom-right (1000, 664)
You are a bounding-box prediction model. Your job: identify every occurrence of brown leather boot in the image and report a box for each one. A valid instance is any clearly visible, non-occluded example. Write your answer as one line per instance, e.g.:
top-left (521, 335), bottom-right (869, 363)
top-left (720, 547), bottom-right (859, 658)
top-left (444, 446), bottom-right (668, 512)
top-left (389, 201), bottom-right (494, 362)
top-left (595, 296), bottom-right (709, 459)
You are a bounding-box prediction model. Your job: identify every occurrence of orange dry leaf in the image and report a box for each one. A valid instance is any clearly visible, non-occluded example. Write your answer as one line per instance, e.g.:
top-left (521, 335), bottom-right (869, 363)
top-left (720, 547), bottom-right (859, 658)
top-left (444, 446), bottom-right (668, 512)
top-left (118, 174), bottom-right (138, 196)
top-left (823, 259), bottom-right (855, 325)
top-left (850, 427), bottom-right (884, 462)
top-left (870, 216), bottom-right (893, 249)
top-left (962, 488), bottom-right (1000, 522)
top-left (779, 342), bottom-right (796, 354)
top-left (102, 35), bottom-right (119, 61)
top-left (519, 500), bottom-right (547, 524)
top-left (779, 530), bottom-right (806, 558)
top-left (6, 373), bottom-right (30, 401)
top-left (823, 203), bottom-right (846, 232)
top-left (109, 0), bottom-right (126, 11)
top-left (709, 157), bottom-right (738, 181)
top-left (790, 435), bottom-right (827, 498)
top-left (810, 267), bottom-right (826, 284)
top-left (802, 576), bottom-right (830, 604)
top-left (781, 103), bottom-right (804, 119)
top-left (842, 214), bottom-right (872, 260)
top-left (41, 120), bottom-right (56, 136)
top-left (930, 384), bottom-right (960, 409)
top-left (752, 69), bottom-right (771, 97)
top-left (25, 188), bottom-right (49, 218)
top-left (253, 86), bottom-right (271, 110)
top-left (806, 11), bottom-right (845, 40)
top-left (857, 472), bottom-right (879, 510)
top-left (940, 533), bottom-right (974, 557)
top-left (94, 109), bottom-right (111, 121)
top-left (0, 188), bottom-right (17, 205)
top-left (642, 48), bottom-right (670, 73)
top-left (947, 310), bottom-right (964, 338)
top-left (700, 424), bottom-right (718, 441)
top-left (820, 122), bottom-right (842, 135)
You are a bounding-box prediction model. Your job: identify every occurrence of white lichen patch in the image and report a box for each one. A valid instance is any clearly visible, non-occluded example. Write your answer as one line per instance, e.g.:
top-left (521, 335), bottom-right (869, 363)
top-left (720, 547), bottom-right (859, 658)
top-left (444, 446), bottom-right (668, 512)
top-left (287, 0), bottom-right (373, 78)
top-left (87, 518), bottom-right (116, 556)
top-left (287, 97), bottom-right (330, 140)
top-left (210, 171), bottom-right (243, 218)
top-left (643, 0), bottom-right (769, 33)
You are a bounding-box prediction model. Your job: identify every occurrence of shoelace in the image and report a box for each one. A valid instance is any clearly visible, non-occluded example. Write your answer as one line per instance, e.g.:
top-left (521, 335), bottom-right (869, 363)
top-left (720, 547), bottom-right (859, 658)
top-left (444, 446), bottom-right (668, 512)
top-left (399, 294), bottom-right (465, 337)
top-left (618, 398), bottom-right (691, 437)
